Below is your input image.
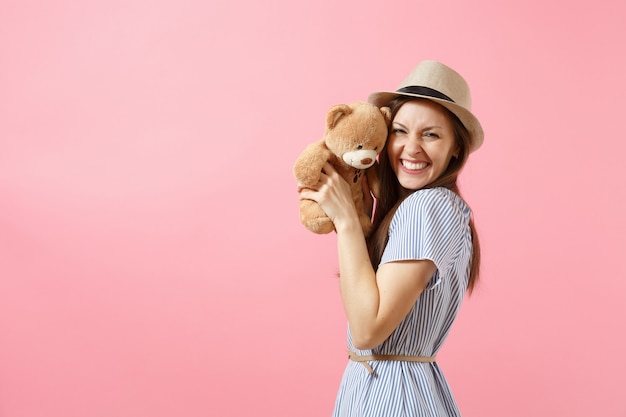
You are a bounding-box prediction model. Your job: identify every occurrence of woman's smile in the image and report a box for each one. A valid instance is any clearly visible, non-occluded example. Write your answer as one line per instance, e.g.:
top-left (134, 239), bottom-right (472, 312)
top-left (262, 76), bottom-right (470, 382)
top-left (387, 100), bottom-right (458, 191)
top-left (401, 159), bottom-right (429, 171)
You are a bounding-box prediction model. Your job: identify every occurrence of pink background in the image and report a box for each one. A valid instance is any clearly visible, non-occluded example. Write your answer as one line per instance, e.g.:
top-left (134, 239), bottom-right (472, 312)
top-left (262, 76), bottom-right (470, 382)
top-left (1, 1), bottom-right (625, 416)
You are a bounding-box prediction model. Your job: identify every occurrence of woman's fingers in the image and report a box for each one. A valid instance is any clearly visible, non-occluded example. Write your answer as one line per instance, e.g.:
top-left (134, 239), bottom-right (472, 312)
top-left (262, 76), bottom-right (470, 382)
top-left (298, 162), bottom-right (353, 209)
top-left (321, 162), bottom-right (338, 177)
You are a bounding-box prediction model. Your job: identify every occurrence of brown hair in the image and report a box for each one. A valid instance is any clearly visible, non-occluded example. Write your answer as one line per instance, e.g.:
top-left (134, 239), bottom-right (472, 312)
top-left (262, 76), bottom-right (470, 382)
top-left (366, 96), bottom-right (481, 293)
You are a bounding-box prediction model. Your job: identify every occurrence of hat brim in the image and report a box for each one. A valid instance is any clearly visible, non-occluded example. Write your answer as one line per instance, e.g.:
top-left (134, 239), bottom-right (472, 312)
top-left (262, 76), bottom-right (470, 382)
top-left (368, 91), bottom-right (484, 153)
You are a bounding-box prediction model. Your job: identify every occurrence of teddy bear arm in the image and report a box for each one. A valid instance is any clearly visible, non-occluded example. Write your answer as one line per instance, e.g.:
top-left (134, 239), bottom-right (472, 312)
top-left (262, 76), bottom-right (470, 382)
top-left (293, 142), bottom-right (333, 186)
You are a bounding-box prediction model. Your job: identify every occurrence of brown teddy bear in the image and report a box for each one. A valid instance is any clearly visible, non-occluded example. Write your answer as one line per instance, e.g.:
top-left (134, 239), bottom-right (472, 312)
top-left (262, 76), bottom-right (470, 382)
top-left (294, 101), bottom-right (391, 236)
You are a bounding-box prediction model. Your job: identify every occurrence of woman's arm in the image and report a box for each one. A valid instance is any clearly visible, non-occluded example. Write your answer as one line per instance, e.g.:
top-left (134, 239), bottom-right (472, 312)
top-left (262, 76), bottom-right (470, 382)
top-left (299, 163), bottom-right (436, 350)
top-left (336, 218), bottom-right (435, 349)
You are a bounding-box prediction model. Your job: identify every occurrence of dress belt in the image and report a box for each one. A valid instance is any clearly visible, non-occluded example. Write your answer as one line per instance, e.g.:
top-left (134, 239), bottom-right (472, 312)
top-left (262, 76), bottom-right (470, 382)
top-left (348, 351), bottom-right (436, 375)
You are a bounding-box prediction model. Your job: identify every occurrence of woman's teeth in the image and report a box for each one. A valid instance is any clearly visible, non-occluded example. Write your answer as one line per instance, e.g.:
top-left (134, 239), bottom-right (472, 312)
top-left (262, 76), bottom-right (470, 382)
top-left (402, 160), bottom-right (428, 170)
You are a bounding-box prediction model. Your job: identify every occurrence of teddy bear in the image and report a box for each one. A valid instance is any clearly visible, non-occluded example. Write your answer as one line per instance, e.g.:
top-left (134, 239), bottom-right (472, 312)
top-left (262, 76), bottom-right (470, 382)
top-left (294, 101), bottom-right (391, 236)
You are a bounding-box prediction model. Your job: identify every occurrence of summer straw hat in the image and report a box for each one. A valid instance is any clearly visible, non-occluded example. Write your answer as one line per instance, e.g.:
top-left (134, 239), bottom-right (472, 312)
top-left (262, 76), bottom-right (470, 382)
top-left (368, 60), bottom-right (484, 152)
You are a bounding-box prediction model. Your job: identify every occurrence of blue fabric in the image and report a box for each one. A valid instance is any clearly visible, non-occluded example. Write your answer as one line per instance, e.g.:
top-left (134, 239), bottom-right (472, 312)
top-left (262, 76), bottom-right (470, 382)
top-left (333, 188), bottom-right (472, 417)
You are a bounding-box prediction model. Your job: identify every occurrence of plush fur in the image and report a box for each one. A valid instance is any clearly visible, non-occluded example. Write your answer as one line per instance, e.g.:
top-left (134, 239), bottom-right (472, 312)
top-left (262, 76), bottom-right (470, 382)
top-left (294, 102), bottom-right (391, 236)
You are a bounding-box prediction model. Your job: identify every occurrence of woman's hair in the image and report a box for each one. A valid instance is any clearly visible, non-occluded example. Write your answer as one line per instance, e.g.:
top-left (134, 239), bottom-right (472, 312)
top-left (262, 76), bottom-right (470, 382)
top-left (366, 96), bottom-right (481, 293)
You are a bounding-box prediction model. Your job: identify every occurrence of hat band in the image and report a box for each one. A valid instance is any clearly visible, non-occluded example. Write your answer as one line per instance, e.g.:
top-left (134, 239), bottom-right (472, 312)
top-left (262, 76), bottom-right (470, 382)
top-left (397, 86), bottom-right (455, 103)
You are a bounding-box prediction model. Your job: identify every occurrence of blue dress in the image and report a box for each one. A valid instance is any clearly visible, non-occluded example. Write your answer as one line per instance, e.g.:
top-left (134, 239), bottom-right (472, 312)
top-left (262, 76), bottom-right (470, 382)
top-left (332, 187), bottom-right (472, 417)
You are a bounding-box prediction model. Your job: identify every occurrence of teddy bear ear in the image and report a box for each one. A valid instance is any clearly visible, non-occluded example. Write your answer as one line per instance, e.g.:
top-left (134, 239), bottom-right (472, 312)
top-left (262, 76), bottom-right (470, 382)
top-left (326, 104), bottom-right (353, 129)
top-left (380, 106), bottom-right (392, 125)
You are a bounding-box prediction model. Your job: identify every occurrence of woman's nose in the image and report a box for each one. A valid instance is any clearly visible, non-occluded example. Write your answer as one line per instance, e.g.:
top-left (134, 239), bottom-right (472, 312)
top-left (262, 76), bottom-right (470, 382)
top-left (405, 138), bottom-right (423, 155)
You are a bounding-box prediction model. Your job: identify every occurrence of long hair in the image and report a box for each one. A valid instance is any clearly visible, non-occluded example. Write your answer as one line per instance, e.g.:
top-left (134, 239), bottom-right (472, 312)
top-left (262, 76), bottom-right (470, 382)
top-left (366, 96), bottom-right (481, 293)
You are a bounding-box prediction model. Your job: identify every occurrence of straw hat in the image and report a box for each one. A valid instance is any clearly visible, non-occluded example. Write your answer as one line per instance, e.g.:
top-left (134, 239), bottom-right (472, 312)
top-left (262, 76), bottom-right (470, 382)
top-left (368, 60), bottom-right (484, 152)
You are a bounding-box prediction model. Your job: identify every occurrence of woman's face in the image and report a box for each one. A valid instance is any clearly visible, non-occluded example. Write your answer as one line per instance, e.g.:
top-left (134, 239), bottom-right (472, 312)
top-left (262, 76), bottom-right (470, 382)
top-left (387, 100), bottom-right (459, 192)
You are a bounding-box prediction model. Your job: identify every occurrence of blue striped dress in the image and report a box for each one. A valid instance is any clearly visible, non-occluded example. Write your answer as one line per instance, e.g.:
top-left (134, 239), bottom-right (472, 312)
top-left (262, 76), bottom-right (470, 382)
top-left (332, 187), bottom-right (472, 417)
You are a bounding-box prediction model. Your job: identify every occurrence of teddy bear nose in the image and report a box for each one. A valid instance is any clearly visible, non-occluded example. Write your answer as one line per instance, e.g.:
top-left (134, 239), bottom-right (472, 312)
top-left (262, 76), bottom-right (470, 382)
top-left (361, 158), bottom-right (373, 165)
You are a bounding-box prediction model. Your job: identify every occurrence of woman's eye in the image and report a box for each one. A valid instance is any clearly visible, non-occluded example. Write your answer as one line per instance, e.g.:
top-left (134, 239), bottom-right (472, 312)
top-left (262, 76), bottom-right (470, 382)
top-left (424, 132), bottom-right (440, 139)
top-left (392, 128), bottom-right (406, 134)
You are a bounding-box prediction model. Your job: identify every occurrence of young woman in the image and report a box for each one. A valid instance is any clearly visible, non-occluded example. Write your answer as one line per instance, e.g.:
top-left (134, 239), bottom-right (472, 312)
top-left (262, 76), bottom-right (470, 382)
top-left (298, 60), bottom-right (484, 416)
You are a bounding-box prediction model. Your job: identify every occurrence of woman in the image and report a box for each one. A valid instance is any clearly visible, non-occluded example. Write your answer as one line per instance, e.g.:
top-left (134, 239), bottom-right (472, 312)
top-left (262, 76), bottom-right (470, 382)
top-left (299, 60), bottom-right (483, 416)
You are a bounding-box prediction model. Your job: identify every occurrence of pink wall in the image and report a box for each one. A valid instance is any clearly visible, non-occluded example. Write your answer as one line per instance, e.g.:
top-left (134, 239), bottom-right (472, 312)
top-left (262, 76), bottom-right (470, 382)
top-left (1, 1), bottom-right (625, 416)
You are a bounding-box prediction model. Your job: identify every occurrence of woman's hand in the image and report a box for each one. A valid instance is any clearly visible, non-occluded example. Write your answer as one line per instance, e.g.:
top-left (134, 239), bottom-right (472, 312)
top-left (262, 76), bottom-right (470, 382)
top-left (298, 162), bottom-right (360, 232)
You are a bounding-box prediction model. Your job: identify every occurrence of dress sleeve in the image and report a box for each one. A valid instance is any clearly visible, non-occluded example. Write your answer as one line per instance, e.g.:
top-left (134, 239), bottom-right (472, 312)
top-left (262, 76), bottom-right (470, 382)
top-left (380, 188), bottom-right (470, 276)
